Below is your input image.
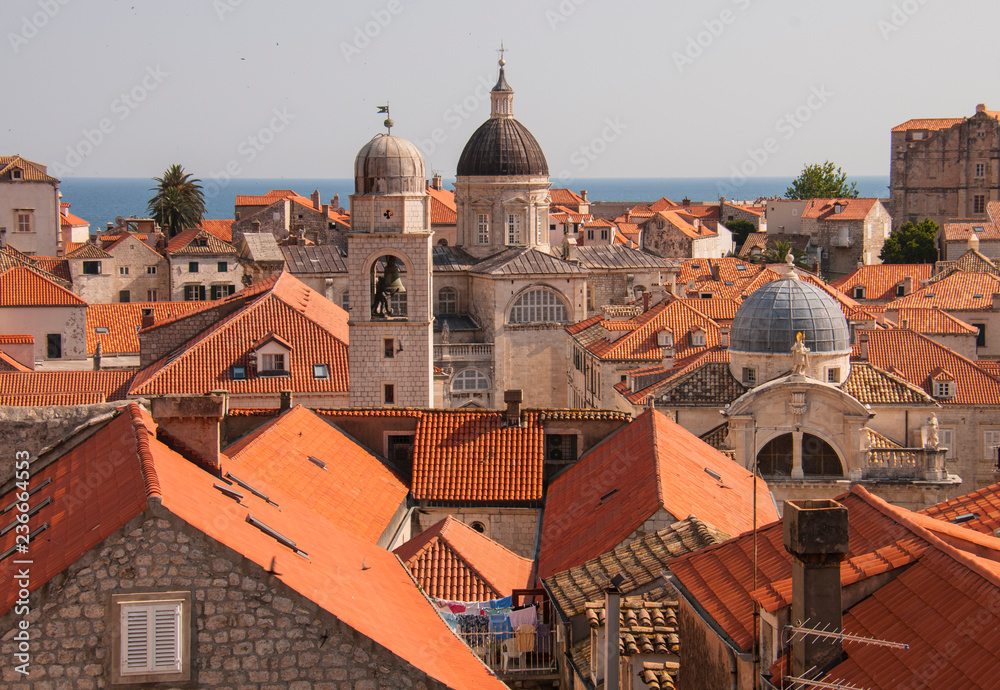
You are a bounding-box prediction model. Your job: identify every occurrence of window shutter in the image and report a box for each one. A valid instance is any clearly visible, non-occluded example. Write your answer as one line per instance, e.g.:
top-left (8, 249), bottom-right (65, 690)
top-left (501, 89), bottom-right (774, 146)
top-left (152, 604), bottom-right (182, 672)
top-left (122, 606), bottom-right (151, 673)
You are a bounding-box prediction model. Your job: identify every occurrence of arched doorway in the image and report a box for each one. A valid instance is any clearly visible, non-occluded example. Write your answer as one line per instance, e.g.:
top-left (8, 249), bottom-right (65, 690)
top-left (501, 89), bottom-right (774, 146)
top-left (757, 433), bottom-right (843, 477)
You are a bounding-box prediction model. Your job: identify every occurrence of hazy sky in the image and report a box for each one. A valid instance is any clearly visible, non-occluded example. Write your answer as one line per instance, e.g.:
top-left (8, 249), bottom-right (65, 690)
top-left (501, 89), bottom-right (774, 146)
top-left (3, 0), bottom-right (997, 181)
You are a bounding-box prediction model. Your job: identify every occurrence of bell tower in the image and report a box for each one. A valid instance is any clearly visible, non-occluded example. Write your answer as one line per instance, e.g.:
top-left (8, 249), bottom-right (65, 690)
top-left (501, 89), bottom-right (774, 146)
top-left (347, 119), bottom-right (434, 408)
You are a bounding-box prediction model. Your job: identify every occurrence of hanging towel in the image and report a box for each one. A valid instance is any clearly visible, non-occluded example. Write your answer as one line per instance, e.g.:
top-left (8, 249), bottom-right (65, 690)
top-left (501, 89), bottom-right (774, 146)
top-left (509, 604), bottom-right (537, 628)
top-left (515, 624), bottom-right (536, 653)
top-left (489, 611), bottom-right (514, 640)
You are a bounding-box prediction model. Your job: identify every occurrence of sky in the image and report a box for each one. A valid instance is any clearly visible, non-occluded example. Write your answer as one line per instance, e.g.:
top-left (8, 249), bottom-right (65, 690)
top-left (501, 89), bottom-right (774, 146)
top-left (2, 0), bottom-right (998, 182)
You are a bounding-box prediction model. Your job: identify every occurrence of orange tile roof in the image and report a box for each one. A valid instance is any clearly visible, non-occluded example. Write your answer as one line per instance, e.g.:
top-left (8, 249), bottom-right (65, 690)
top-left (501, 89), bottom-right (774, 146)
top-left (0, 334), bottom-right (33, 345)
top-left (0, 155), bottom-right (58, 182)
top-left (538, 409), bottom-right (778, 579)
top-left (1, 392), bottom-right (107, 405)
top-left (0, 403), bottom-right (507, 689)
top-left (30, 257), bottom-right (71, 283)
top-left (59, 210), bottom-right (88, 226)
top-left (657, 210), bottom-right (716, 239)
top-left (223, 405), bottom-right (409, 543)
top-left (66, 242), bottom-right (113, 259)
top-left (943, 221), bottom-right (1000, 242)
top-left (550, 188), bottom-right (586, 207)
top-left (0, 405), bottom-right (155, 614)
top-left (888, 270), bottom-right (1000, 312)
top-left (165, 227), bottom-right (236, 255)
top-left (0, 351), bottom-right (31, 372)
top-left (829, 264), bottom-right (934, 301)
top-left (198, 218), bottom-right (234, 243)
top-left (859, 328), bottom-right (1000, 404)
top-left (921, 482), bottom-right (1000, 536)
top-left (891, 117), bottom-right (965, 132)
top-left (234, 189), bottom-right (313, 207)
top-left (394, 516), bottom-right (535, 601)
top-left (801, 198), bottom-right (879, 221)
top-left (677, 297), bottom-right (740, 322)
top-left (129, 273), bottom-right (348, 397)
top-left (410, 410), bottom-right (544, 503)
top-left (0, 370), bottom-right (134, 402)
top-left (0, 266), bottom-right (85, 306)
top-left (895, 307), bottom-right (980, 335)
top-left (64, 241), bottom-right (86, 254)
top-left (425, 186), bottom-right (457, 225)
top-left (86, 302), bottom-right (209, 355)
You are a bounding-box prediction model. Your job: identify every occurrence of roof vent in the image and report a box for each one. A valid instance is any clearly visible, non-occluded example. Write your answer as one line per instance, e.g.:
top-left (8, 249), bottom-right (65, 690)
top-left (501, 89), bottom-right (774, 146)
top-left (307, 455), bottom-right (328, 471)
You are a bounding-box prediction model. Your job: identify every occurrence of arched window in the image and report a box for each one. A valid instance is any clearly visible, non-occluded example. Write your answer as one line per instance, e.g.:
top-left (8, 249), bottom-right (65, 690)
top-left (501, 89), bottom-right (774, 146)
top-left (438, 287), bottom-right (458, 315)
top-left (509, 288), bottom-right (568, 324)
top-left (757, 433), bottom-right (843, 477)
top-left (452, 368), bottom-right (489, 391)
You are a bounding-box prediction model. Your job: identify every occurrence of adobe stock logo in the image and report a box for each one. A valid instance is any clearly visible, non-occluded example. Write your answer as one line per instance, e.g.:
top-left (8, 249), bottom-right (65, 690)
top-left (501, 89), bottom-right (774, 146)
top-left (8, 0), bottom-right (73, 54)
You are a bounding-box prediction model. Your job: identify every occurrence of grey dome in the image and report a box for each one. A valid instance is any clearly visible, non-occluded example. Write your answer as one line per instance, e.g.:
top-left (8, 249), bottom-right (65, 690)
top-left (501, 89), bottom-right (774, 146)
top-left (730, 278), bottom-right (850, 353)
top-left (354, 134), bottom-right (425, 195)
top-left (457, 118), bottom-right (549, 177)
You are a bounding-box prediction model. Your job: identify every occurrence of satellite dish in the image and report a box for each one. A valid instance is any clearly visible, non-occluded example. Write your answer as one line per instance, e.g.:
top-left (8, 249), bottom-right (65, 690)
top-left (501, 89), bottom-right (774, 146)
top-left (114, 216), bottom-right (125, 227)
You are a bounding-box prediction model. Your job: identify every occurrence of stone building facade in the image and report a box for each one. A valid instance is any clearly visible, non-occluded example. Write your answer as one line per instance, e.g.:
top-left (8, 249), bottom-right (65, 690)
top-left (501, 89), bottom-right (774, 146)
top-left (890, 104), bottom-right (1000, 228)
top-left (231, 191), bottom-right (350, 248)
top-left (68, 233), bottom-right (169, 303)
top-left (799, 198), bottom-right (891, 277)
top-left (0, 155), bottom-right (62, 257)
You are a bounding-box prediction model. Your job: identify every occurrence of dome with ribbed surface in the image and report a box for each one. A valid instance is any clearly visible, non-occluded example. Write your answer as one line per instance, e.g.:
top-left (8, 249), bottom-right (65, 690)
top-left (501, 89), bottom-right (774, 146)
top-left (457, 118), bottom-right (549, 177)
top-left (354, 134), bottom-right (425, 195)
top-left (730, 278), bottom-right (850, 353)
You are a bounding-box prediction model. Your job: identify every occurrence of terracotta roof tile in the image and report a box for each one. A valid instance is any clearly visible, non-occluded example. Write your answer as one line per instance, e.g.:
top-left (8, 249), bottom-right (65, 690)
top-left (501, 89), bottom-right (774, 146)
top-left (891, 117), bottom-right (965, 132)
top-left (0, 334), bottom-right (33, 345)
top-left (234, 189), bottom-right (301, 206)
top-left (550, 188), bottom-right (586, 207)
top-left (425, 186), bottom-right (457, 225)
top-left (830, 264), bottom-right (934, 301)
top-left (0, 155), bottom-right (58, 182)
top-left (801, 198), bottom-right (879, 221)
top-left (544, 517), bottom-right (725, 619)
top-left (129, 274), bottom-right (349, 397)
top-left (887, 270), bottom-right (1000, 311)
top-left (410, 410), bottom-right (543, 503)
top-left (943, 221), bottom-right (1000, 242)
top-left (198, 218), bottom-right (234, 243)
top-left (539, 409), bottom-right (778, 579)
top-left (223, 405), bottom-right (408, 543)
top-left (0, 371), bottom-right (134, 403)
top-left (0, 266), bottom-right (85, 307)
top-left (66, 242), bottom-right (113, 259)
top-left (858, 328), bottom-right (1000, 404)
top-left (921, 482), bottom-right (1000, 536)
top-left (394, 516), bottom-right (534, 601)
top-left (0, 392), bottom-right (104, 405)
top-left (0, 351), bottom-right (32, 372)
top-left (895, 307), bottom-right (980, 335)
top-left (87, 302), bottom-right (207, 355)
top-left (619, 350), bottom-right (738, 406)
top-left (30, 257), bottom-right (71, 283)
top-left (166, 228), bottom-right (237, 255)
top-left (841, 361), bottom-right (938, 405)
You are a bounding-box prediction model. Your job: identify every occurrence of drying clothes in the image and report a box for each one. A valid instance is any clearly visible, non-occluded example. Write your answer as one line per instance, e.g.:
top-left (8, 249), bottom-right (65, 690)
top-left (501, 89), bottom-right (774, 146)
top-left (515, 624), bottom-right (536, 653)
top-left (508, 604), bottom-right (537, 629)
top-left (457, 614), bottom-right (489, 636)
top-left (536, 623), bottom-right (551, 654)
top-left (489, 611), bottom-right (514, 640)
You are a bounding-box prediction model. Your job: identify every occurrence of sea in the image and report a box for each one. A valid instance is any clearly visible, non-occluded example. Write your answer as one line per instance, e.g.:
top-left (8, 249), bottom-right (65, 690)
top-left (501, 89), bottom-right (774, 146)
top-left (59, 176), bottom-right (891, 233)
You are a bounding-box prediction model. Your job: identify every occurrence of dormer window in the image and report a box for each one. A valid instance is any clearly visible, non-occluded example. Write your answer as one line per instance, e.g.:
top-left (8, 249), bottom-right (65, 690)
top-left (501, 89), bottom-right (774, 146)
top-left (251, 333), bottom-right (292, 377)
top-left (262, 353), bottom-right (285, 372)
top-left (833, 202), bottom-right (845, 214)
top-left (854, 286), bottom-right (865, 299)
top-left (933, 380), bottom-right (954, 399)
top-left (691, 328), bottom-right (706, 347)
top-left (657, 329), bottom-right (674, 348)
top-left (11, 169), bottom-right (21, 179)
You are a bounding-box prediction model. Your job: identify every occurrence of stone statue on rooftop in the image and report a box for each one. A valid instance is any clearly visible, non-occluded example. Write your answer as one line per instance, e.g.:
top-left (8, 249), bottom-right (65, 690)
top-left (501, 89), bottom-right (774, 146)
top-left (791, 331), bottom-right (810, 375)
top-left (924, 413), bottom-right (940, 449)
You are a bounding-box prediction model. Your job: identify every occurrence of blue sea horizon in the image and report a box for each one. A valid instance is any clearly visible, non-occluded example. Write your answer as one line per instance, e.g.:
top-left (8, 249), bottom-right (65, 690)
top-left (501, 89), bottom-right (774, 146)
top-left (60, 176), bottom-right (891, 233)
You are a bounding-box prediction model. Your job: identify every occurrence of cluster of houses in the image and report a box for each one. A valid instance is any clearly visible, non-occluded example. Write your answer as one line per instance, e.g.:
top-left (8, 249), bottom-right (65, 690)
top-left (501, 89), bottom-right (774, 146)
top-left (2, 62), bottom-right (1000, 688)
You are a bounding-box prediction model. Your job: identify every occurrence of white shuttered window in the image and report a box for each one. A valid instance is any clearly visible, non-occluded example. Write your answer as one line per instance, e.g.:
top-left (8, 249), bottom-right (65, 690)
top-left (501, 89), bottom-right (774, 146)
top-left (120, 600), bottom-right (183, 675)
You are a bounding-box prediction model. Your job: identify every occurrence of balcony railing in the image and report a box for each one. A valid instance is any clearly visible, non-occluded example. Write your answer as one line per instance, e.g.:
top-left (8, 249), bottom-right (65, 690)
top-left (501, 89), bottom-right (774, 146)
top-left (434, 343), bottom-right (494, 361)
top-left (863, 447), bottom-right (948, 481)
top-left (458, 625), bottom-right (558, 675)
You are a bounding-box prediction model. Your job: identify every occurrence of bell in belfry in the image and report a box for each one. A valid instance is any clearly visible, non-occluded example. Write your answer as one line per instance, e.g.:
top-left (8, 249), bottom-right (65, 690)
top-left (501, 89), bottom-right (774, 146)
top-left (372, 255), bottom-right (405, 317)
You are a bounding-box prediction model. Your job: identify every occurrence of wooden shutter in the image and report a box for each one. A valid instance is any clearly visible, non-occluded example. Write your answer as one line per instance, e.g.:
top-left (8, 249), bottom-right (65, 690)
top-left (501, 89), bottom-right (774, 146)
top-left (120, 601), bottom-right (182, 675)
top-left (122, 606), bottom-right (151, 673)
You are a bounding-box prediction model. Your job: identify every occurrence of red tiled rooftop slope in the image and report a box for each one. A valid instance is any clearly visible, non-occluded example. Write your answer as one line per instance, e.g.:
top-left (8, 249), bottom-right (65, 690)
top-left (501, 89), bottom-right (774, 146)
top-left (887, 270), bottom-right (1000, 312)
top-left (87, 302), bottom-right (207, 355)
top-left (891, 116), bottom-right (964, 132)
top-left (859, 328), bottom-right (1000, 405)
top-left (538, 409), bottom-right (777, 579)
top-left (425, 186), bottom-right (457, 225)
top-left (801, 198), bottom-right (878, 221)
top-left (198, 218), bottom-right (234, 243)
top-left (410, 410), bottom-right (544, 503)
top-left (921, 481), bottom-right (1000, 536)
top-left (830, 264), bottom-right (934, 301)
top-left (394, 516), bottom-right (535, 601)
top-left (577, 299), bottom-right (722, 362)
top-left (0, 266), bottom-right (85, 307)
top-left (0, 370), bottom-right (134, 403)
top-left (0, 404), bottom-right (158, 614)
top-left (129, 273), bottom-right (349, 396)
top-left (155, 413), bottom-right (506, 688)
top-left (223, 405), bottom-right (408, 543)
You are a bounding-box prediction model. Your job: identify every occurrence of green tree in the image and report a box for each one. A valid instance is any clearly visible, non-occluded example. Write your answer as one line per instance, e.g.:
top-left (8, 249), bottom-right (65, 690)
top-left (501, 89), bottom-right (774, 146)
top-left (785, 161), bottom-right (859, 200)
top-left (763, 239), bottom-right (792, 264)
top-left (879, 218), bottom-right (938, 264)
top-left (147, 164), bottom-right (206, 238)
top-left (725, 218), bottom-right (757, 253)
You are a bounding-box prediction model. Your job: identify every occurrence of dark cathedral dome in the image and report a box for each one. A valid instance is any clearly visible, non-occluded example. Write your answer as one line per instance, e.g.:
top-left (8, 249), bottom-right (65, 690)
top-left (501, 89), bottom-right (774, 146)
top-left (457, 118), bottom-right (549, 177)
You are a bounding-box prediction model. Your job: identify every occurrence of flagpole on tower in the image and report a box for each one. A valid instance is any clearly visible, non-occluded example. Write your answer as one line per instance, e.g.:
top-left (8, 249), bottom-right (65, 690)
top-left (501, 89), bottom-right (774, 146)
top-left (377, 103), bottom-right (392, 134)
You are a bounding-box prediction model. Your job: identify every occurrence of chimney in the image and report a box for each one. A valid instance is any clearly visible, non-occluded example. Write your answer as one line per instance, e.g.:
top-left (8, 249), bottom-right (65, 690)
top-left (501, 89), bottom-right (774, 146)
top-left (311, 190), bottom-right (321, 210)
top-left (642, 291), bottom-right (650, 312)
top-left (504, 389), bottom-right (523, 426)
top-left (150, 394), bottom-right (227, 473)
top-left (686, 279), bottom-right (696, 294)
top-left (901, 276), bottom-right (913, 295)
top-left (140, 307), bottom-right (155, 329)
top-left (720, 326), bottom-right (730, 349)
top-left (682, 197), bottom-right (691, 208)
top-left (661, 347), bottom-right (675, 369)
top-left (581, 189), bottom-right (588, 202)
top-left (279, 389), bottom-right (293, 412)
top-left (432, 173), bottom-right (443, 190)
top-left (332, 193), bottom-right (341, 211)
top-left (708, 259), bottom-right (720, 281)
top-left (977, 103), bottom-right (987, 114)
top-left (603, 575), bottom-right (624, 690)
top-left (107, 222), bottom-right (114, 231)
top-left (858, 331), bottom-right (869, 360)
top-left (993, 293), bottom-right (1000, 310)
top-left (783, 499), bottom-right (849, 679)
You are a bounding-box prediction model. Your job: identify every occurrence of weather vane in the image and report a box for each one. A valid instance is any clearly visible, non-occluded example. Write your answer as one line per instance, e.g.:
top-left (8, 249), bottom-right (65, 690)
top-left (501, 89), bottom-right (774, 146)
top-left (497, 41), bottom-right (507, 65)
top-left (377, 103), bottom-right (392, 134)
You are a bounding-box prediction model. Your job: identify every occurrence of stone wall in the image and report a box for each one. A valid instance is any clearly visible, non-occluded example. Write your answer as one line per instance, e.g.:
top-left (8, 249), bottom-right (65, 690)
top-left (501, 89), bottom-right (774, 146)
top-left (0, 305), bottom-right (87, 362)
top-left (0, 508), bottom-right (453, 689)
top-left (139, 303), bottom-right (241, 367)
top-left (168, 252), bottom-right (241, 302)
top-left (677, 598), bottom-right (755, 690)
top-left (413, 507), bottom-right (540, 559)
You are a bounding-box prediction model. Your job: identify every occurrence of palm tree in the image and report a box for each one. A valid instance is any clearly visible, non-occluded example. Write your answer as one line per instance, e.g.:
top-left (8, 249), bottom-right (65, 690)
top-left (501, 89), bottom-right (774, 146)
top-left (147, 164), bottom-right (206, 238)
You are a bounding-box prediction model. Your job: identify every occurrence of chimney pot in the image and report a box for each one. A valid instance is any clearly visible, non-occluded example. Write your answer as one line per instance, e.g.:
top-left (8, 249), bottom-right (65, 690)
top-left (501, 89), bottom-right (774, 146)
top-left (720, 326), bottom-right (730, 349)
top-left (642, 292), bottom-right (650, 312)
top-left (504, 389), bottom-right (523, 424)
top-left (280, 390), bottom-right (293, 412)
top-left (977, 103), bottom-right (987, 114)
top-left (858, 331), bottom-right (869, 360)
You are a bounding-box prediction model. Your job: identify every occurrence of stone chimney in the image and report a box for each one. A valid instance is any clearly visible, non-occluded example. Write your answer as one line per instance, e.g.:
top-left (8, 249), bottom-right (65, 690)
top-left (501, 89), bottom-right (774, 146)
top-left (432, 173), bottom-right (443, 190)
top-left (504, 389), bottom-right (523, 426)
top-left (140, 307), bottom-right (155, 329)
top-left (279, 389), bottom-right (293, 412)
top-left (783, 499), bottom-right (849, 679)
top-left (311, 190), bottom-right (321, 210)
top-left (977, 103), bottom-right (987, 114)
top-left (720, 326), bottom-right (730, 349)
top-left (970, 231), bottom-right (980, 252)
top-left (332, 194), bottom-right (341, 211)
top-left (682, 197), bottom-right (691, 208)
top-left (901, 276), bottom-right (913, 295)
top-left (708, 259), bottom-right (720, 281)
top-left (642, 292), bottom-right (650, 312)
top-left (150, 394), bottom-right (227, 473)
top-left (858, 331), bottom-right (869, 360)
top-left (581, 190), bottom-right (588, 202)
top-left (686, 280), bottom-right (695, 294)
top-left (993, 293), bottom-right (1000, 310)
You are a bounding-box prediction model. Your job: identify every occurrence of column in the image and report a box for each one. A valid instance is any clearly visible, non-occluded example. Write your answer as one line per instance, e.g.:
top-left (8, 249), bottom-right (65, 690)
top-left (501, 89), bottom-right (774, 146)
top-left (791, 430), bottom-right (805, 479)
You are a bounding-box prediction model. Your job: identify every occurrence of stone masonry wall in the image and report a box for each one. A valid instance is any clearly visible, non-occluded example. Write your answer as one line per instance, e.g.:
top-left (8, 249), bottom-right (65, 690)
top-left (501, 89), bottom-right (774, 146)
top-left (0, 507), bottom-right (452, 689)
top-left (413, 508), bottom-right (540, 559)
